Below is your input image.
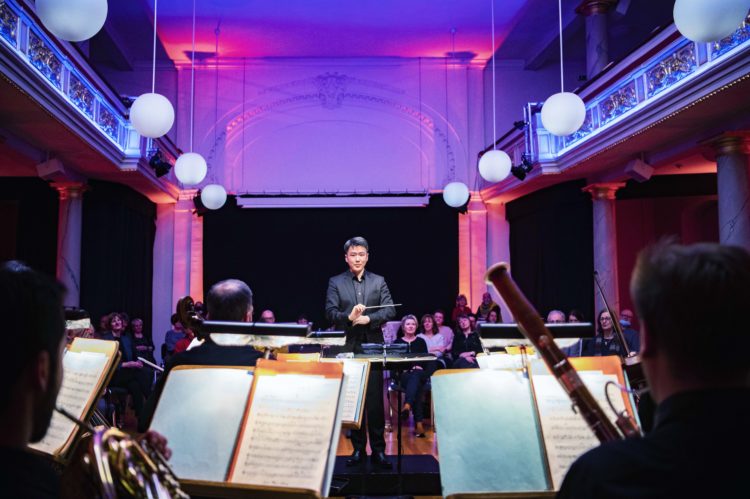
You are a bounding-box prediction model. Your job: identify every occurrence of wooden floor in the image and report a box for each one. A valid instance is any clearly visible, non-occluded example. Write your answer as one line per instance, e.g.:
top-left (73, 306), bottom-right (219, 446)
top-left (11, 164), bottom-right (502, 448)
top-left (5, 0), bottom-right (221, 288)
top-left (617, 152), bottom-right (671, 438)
top-left (336, 416), bottom-right (439, 459)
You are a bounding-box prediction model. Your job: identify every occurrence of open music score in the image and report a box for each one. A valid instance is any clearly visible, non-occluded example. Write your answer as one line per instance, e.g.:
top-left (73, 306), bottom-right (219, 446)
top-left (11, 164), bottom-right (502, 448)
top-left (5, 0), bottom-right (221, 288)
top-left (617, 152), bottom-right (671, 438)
top-left (29, 338), bottom-right (119, 460)
top-left (433, 355), bottom-right (639, 497)
top-left (151, 359), bottom-right (344, 498)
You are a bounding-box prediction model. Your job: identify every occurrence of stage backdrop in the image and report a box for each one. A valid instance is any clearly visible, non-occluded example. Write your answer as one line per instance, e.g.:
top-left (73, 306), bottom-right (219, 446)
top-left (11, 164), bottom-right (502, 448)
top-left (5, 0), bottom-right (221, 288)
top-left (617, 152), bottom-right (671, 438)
top-left (506, 180), bottom-right (594, 322)
top-left (203, 195), bottom-right (458, 329)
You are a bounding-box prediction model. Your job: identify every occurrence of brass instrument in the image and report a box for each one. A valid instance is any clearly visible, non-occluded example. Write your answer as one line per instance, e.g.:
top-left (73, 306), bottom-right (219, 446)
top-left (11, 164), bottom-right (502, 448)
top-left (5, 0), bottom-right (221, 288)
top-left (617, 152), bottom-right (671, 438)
top-left (484, 262), bottom-right (640, 442)
top-left (57, 408), bottom-right (189, 498)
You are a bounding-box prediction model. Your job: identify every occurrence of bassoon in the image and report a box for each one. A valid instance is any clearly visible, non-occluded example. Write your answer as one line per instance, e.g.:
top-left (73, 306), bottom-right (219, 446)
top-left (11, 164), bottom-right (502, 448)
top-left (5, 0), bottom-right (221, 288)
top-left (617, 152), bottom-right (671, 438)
top-left (485, 262), bottom-right (640, 442)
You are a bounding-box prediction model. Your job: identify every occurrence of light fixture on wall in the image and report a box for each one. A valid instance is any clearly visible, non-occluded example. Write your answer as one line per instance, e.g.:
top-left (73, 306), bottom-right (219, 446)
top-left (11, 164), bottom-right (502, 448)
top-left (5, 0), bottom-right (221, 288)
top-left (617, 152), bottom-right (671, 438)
top-left (443, 181), bottom-right (471, 208)
top-left (36, 0), bottom-right (108, 42)
top-left (201, 23), bottom-right (227, 210)
top-left (478, 0), bottom-right (512, 183)
top-left (148, 150), bottom-right (172, 178)
top-left (540, 0), bottom-right (586, 137)
top-left (130, 0), bottom-right (175, 139)
top-left (673, 0), bottom-right (750, 43)
top-left (174, 0), bottom-right (207, 186)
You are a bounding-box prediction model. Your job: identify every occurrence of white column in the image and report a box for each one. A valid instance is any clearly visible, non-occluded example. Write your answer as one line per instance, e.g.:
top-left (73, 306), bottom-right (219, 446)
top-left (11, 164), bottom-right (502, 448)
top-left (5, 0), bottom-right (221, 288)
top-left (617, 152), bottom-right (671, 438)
top-left (712, 135), bottom-right (750, 249)
top-left (458, 193), bottom-right (488, 310)
top-left (53, 182), bottom-right (85, 307)
top-left (152, 203), bottom-right (176, 364)
top-left (486, 200), bottom-right (512, 322)
top-left (584, 182), bottom-right (625, 315)
top-left (576, 0), bottom-right (618, 79)
top-left (172, 190), bottom-right (204, 310)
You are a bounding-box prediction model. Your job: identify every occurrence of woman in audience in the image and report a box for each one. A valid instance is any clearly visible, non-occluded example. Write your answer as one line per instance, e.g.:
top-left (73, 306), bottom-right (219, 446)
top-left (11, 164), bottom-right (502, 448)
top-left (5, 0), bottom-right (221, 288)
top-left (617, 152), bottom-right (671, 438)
top-left (451, 314), bottom-right (482, 369)
top-left (568, 309), bottom-right (584, 323)
top-left (418, 314), bottom-right (447, 368)
top-left (486, 308), bottom-right (500, 324)
top-left (395, 315), bottom-right (430, 437)
top-left (131, 318), bottom-right (156, 396)
top-left (102, 313), bottom-right (147, 421)
top-left (581, 309), bottom-right (639, 357)
top-left (433, 309), bottom-right (454, 354)
top-left (451, 294), bottom-right (472, 325)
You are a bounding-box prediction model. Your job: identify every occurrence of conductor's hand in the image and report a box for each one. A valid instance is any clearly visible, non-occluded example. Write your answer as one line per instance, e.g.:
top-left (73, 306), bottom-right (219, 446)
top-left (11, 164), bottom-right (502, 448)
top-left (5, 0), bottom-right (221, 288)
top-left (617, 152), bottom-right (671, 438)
top-left (348, 304), bottom-right (366, 322)
top-left (352, 315), bottom-right (370, 326)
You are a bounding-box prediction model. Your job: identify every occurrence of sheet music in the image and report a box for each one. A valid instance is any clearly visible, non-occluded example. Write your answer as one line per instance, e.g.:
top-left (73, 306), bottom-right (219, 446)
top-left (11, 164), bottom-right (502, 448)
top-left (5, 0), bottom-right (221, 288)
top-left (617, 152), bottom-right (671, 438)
top-left (532, 371), bottom-right (626, 490)
top-left (340, 360), bottom-right (366, 424)
top-left (30, 350), bottom-right (108, 455)
top-left (149, 367), bottom-right (254, 481)
top-left (229, 374), bottom-right (341, 492)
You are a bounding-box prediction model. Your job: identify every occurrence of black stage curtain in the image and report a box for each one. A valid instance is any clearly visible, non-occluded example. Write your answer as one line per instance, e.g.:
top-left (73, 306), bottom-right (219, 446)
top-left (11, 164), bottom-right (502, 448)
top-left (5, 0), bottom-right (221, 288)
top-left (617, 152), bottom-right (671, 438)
top-left (80, 181), bottom-right (155, 332)
top-left (506, 180), bottom-right (594, 322)
top-left (203, 195), bottom-right (458, 328)
top-left (0, 177), bottom-right (58, 276)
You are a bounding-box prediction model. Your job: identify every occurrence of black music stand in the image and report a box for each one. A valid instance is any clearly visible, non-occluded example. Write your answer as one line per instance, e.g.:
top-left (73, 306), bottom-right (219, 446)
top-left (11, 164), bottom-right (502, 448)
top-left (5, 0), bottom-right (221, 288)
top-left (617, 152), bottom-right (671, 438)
top-left (359, 343), bottom-right (436, 496)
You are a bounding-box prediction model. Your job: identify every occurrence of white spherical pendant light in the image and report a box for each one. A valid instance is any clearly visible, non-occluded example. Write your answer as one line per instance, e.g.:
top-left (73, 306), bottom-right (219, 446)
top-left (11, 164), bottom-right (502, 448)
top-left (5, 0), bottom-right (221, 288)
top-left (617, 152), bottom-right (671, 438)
top-left (130, 93), bottom-right (175, 138)
top-left (541, 92), bottom-right (587, 137)
top-left (174, 152), bottom-right (207, 186)
top-left (479, 150), bottom-right (512, 183)
top-left (674, 0), bottom-right (750, 43)
top-left (37, 0), bottom-right (108, 42)
top-left (442, 181), bottom-right (470, 208)
top-left (201, 184), bottom-right (227, 210)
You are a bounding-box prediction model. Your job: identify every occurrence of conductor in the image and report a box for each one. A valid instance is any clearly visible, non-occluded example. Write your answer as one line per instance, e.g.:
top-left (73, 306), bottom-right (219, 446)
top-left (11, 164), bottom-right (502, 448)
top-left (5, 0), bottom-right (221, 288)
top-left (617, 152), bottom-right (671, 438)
top-left (326, 237), bottom-right (395, 469)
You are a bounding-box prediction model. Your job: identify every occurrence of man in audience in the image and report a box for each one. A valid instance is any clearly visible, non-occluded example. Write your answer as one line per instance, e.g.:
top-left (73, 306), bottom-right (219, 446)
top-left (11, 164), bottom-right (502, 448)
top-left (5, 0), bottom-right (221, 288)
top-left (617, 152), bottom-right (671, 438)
top-left (140, 279), bottom-right (262, 431)
top-left (546, 310), bottom-right (566, 323)
top-left (619, 308), bottom-right (635, 329)
top-left (259, 309), bottom-right (276, 323)
top-left (558, 242), bottom-right (749, 498)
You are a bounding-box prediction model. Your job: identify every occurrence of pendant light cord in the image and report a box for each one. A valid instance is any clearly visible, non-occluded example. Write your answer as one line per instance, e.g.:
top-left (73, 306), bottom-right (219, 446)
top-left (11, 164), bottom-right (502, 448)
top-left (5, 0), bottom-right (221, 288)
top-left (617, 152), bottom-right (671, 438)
top-left (151, 0), bottom-right (158, 93)
top-left (189, 0), bottom-right (196, 152)
top-left (491, 0), bottom-right (496, 150)
top-left (558, 0), bottom-right (564, 92)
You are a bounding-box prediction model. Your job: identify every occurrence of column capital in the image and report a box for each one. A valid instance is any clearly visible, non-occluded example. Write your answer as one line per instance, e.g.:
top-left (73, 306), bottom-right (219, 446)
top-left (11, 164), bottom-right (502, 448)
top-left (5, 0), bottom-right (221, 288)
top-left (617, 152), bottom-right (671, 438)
top-left (576, 0), bottom-right (618, 16)
top-left (701, 131), bottom-right (750, 160)
top-left (583, 182), bottom-right (626, 200)
top-left (52, 181), bottom-right (87, 200)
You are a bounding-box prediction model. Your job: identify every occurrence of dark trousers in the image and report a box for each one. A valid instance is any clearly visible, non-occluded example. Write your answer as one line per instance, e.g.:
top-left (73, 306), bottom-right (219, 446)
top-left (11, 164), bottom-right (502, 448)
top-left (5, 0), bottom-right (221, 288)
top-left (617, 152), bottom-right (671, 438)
top-left (401, 369), bottom-right (428, 422)
top-left (350, 368), bottom-right (386, 454)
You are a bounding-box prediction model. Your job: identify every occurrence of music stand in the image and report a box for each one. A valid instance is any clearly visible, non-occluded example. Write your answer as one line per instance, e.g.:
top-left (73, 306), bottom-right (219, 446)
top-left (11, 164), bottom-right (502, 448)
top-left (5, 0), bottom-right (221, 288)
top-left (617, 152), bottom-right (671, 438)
top-left (197, 321), bottom-right (347, 349)
top-left (478, 322), bottom-right (595, 353)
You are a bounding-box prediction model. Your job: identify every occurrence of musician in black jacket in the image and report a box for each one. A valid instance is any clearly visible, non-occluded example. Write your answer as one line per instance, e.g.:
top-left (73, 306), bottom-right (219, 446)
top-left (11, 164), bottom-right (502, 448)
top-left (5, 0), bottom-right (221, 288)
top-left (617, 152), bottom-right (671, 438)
top-left (325, 236), bottom-right (395, 468)
top-left (558, 242), bottom-right (750, 499)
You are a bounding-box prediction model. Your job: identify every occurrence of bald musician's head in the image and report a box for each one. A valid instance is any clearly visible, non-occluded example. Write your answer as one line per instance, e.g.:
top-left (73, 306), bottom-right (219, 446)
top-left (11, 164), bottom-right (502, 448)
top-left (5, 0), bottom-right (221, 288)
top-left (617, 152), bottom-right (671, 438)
top-left (206, 279), bottom-right (253, 322)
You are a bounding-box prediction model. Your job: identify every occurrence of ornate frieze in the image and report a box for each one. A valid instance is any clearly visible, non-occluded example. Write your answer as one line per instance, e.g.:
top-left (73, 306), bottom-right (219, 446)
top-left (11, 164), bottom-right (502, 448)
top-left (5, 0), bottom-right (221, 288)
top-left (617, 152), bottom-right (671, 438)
top-left (0, 1), bottom-right (18, 46)
top-left (712, 12), bottom-right (750, 58)
top-left (599, 80), bottom-right (638, 125)
top-left (68, 73), bottom-right (94, 118)
top-left (646, 42), bottom-right (697, 98)
top-left (27, 30), bottom-right (62, 88)
top-left (97, 104), bottom-right (118, 141)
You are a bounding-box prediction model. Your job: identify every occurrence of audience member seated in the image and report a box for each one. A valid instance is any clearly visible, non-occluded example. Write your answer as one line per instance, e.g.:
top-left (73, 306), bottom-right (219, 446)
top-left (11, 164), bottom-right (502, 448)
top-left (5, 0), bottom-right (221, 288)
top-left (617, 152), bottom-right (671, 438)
top-left (567, 309), bottom-right (584, 323)
top-left (450, 294), bottom-right (472, 325)
top-left (475, 291), bottom-right (501, 322)
top-left (98, 313), bottom-right (111, 337)
top-left (486, 308), bottom-right (500, 324)
top-left (546, 309), bottom-right (566, 323)
top-left (297, 314), bottom-right (309, 325)
top-left (451, 314), bottom-right (482, 369)
top-left (558, 242), bottom-right (749, 498)
top-left (101, 312), bottom-right (148, 421)
top-left (619, 308), bottom-right (636, 330)
top-left (434, 309), bottom-right (454, 353)
top-left (418, 313), bottom-right (447, 368)
top-left (132, 318), bottom-right (156, 365)
top-left (140, 279), bottom-right (263, 431)
top-left (163, 313), bottom-right (185, 359)
top-left (395, 315), bottom-right (431, 437)
top-left (468, 313), bottom-right (478, 332)
top-left (581, 309), bottom-right (639, 358)
top-left (173, 327), bottom-right (195, 354)
top-left (259, 309), bottom-right (276, 323)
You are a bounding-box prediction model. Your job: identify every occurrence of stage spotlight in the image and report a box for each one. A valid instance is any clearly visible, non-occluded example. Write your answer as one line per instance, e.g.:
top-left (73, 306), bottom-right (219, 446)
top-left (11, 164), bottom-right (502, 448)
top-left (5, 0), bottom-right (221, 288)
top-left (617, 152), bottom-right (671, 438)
top-left (148, 151), bottom-right (172, 178)
top-left (510, 165), bottom-right (527, 181)
top-left (513, 120), bottom-right (528, 131)
top-left (510, 154), bottom-right (535, 181)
